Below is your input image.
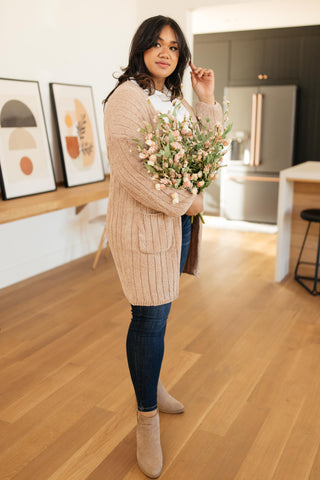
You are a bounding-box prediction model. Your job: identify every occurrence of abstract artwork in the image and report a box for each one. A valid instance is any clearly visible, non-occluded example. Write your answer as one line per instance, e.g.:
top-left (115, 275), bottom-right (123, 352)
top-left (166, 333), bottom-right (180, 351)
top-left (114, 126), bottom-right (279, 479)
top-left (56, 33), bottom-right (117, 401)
top-left (0, 78), bottom-right (56, 200)
top-left (50, 83), bottom-right (105, 187)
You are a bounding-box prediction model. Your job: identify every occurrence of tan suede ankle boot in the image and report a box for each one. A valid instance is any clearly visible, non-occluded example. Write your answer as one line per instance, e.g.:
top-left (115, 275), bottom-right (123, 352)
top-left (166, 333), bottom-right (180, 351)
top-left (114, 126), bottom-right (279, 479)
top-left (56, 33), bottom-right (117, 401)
top-left (136, 410), bottom-right (163, 478)
top-left (157, 379), bottom-right (184, 414)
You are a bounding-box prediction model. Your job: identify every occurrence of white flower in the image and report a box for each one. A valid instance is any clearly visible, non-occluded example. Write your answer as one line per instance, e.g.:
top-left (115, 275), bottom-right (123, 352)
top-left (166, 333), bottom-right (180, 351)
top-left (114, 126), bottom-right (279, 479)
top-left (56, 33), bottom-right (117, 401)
top-left (172, 192), bottom-right (179, 204)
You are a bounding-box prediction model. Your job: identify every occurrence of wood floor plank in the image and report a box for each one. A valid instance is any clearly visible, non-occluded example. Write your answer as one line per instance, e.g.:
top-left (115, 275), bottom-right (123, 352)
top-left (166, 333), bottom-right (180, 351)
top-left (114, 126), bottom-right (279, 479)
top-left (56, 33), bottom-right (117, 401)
top-left (271, 358), bottom-right (320, 480)
top-left (11, 407), bottom-right (112, 480)
top-left (0, 362), bottom-right (84, 423)
top-left (309, 442), bottom-right (320, 480)
top-left (232, 400), bottom-right (304, 480)
top-left (45, 410), bottom-right (137, 480)
top-left (160, 429), bottom-right (227, 480)
top-left (211, 402), bottom-right (269, 480)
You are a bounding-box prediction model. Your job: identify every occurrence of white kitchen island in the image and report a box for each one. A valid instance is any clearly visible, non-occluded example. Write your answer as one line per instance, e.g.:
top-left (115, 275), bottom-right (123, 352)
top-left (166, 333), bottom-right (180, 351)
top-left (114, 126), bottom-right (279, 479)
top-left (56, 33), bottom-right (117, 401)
top-left (275, 161), bottom-right (320, 282)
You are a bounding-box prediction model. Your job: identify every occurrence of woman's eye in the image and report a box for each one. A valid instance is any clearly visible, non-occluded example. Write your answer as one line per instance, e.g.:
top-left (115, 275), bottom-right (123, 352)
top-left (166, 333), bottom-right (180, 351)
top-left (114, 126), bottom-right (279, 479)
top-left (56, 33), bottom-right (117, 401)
top-left (155, 42), bottom-right (161, 48)
top-left (170, 46), bottom-right (178, 51)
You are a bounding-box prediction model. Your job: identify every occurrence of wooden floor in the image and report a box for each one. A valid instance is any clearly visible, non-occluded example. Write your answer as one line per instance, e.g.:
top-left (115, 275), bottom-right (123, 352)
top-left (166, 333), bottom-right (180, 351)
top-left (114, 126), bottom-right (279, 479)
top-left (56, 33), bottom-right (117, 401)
top-left (1, 227), bottom-right (320, 480)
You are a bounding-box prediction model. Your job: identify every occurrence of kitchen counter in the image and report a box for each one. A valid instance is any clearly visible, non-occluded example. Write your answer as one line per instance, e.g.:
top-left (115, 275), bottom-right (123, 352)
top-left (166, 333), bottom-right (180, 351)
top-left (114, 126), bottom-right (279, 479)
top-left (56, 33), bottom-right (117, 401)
top-left (275, 161), bottom-right (320, 281)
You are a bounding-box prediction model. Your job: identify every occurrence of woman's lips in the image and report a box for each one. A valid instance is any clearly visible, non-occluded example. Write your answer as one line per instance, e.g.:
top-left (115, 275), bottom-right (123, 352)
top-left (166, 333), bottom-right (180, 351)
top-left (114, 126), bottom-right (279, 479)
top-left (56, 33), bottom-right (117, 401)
top-left (156, 62), bottom-right (170, 68)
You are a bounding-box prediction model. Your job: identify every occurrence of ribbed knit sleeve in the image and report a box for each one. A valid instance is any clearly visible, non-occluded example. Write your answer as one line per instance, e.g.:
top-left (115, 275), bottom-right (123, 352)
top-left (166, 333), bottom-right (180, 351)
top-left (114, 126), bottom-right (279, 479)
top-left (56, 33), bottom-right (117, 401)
top-left (104, 82), bottom-right (194, 217)
top-left (195, 101), bottom-right (223, 130)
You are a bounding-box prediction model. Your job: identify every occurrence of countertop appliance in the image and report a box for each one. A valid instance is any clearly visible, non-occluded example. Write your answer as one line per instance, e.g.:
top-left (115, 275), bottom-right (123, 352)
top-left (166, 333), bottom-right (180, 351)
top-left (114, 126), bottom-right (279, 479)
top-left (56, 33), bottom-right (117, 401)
top-left (220, 85), bottom-right (297, 223)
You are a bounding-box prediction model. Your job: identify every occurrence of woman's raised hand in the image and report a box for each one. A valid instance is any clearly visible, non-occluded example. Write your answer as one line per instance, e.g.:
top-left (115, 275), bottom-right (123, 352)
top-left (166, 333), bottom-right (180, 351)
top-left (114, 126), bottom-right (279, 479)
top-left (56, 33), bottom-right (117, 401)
top-left (189, 61), bottom-right (216, 105)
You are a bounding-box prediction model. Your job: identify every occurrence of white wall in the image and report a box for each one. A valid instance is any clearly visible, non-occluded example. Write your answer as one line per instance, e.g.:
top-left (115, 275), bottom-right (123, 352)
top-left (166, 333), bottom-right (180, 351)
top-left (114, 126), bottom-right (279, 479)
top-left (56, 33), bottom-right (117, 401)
top-left (0, 0), bottom-right (137, 289)
top-left (192, 0), bottom-right (320, 33)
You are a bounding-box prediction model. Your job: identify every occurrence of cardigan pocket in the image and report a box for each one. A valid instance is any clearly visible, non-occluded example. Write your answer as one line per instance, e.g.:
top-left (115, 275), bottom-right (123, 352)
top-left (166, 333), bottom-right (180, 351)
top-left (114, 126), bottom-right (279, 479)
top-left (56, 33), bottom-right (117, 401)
top-left (138, 213), bottom-right (174, 254)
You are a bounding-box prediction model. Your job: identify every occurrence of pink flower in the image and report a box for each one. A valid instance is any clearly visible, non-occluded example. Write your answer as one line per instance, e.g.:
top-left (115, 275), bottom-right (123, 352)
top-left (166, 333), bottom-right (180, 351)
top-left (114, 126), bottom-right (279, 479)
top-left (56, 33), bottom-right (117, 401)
top-left (174, 153), bottom-right (184, 163)
top-left (183, 178), bottom-right (192, 189)
top-left (148, 146), bottom-right (157, 154)
top-left (191, 187), bottom-right (198, 195)
top-left (172, 130), bottom-right (181, 139)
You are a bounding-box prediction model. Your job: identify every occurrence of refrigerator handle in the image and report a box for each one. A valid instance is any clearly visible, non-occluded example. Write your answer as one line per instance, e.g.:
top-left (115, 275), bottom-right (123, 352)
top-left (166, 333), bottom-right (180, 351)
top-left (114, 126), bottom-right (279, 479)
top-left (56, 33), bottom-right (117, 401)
top-left (250, 93), bottom-right (257, 166)
top-left (254, 93), bottom-right (263, 166)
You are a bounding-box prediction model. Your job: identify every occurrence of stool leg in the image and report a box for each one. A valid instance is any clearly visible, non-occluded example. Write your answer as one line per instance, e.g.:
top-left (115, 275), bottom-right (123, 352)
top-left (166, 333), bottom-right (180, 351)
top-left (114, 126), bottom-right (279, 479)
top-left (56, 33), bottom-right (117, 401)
top-left (312, 224), bottom-right (320, 294)
top-left (294, 221), bottom-right (311, 278)
top-left (92, 224), bottom-right (107, 270)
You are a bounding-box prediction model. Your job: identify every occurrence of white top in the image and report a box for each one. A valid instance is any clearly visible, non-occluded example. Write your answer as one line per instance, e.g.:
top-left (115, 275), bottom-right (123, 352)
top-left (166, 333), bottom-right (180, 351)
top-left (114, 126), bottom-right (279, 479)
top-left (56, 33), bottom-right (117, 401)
top-left (130, 79), bottom-right (190, 121)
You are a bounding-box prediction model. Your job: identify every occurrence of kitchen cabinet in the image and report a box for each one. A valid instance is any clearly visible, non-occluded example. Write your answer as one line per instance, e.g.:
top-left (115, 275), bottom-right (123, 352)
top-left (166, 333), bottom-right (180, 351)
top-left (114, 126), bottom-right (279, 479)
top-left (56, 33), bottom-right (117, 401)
top-left (263, 36), bottom-right (301, 82)
top-left (229, 34), bottom-right (301, 84)
top-left (192, 39), bottom-right (229, 110)
top-left (229, 38), bottom-right (264, 83)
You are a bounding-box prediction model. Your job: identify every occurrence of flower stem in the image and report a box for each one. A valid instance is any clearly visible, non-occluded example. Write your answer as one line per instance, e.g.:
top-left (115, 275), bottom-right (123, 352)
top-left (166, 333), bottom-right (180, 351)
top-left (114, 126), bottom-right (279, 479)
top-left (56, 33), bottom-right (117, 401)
top-left (190, 213), bottom-right (205, 225)
top-left (199, 212), bottom-right (205, 224)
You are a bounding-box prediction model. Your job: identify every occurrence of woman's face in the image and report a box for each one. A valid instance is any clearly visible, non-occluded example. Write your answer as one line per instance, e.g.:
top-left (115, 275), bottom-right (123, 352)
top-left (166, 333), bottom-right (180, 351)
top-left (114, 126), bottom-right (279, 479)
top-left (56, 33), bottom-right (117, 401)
top-left (143, 25), bottom-right (179, 90)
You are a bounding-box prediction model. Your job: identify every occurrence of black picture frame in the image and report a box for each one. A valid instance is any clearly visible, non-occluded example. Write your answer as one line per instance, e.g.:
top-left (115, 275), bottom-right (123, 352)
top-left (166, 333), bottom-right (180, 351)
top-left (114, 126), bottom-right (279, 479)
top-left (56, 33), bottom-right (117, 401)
top-left (0, 77), bottom-right (56, 200)
top-left (50, 82), bottom-right (105, 187)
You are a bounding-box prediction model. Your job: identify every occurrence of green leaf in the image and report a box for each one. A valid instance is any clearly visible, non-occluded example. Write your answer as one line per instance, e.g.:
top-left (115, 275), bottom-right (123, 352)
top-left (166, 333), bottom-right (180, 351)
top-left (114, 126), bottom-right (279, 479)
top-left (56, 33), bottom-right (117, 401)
top-left (164, 143), bottom-right (171, 158)
top-left (222, 122), bottom-right (233, 138)
top-left (145, 164), bottom-right (156, 174)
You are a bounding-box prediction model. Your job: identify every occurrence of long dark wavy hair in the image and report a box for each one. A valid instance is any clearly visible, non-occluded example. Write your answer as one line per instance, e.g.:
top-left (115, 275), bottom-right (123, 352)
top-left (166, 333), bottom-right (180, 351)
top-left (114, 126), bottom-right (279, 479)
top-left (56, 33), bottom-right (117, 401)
top-left (103, 15), bottom-right (191, 105)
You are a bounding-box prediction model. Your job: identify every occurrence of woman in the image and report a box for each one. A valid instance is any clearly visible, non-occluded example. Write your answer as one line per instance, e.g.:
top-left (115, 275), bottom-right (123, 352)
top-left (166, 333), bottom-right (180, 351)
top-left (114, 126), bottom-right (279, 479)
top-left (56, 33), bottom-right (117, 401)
top-left (103, 15), bottom-right (222, 478)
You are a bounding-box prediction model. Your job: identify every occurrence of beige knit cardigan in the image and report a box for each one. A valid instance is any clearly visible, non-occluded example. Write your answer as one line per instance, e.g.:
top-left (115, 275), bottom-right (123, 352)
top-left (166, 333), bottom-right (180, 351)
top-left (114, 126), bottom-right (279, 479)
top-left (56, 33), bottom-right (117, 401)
top-left (104, 81), bottom-right (222, 306)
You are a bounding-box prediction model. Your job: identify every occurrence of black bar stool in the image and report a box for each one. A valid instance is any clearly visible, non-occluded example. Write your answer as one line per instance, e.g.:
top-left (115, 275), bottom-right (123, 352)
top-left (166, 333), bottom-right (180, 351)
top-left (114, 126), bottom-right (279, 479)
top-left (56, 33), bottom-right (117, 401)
top-left (294, 209), bottom-right (320, 296)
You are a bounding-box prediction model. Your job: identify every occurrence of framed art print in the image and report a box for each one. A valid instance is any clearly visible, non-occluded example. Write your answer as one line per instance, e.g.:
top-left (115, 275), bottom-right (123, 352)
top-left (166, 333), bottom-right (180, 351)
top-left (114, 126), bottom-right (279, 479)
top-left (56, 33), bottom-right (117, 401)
top-left (0, 78), bottom-right (56, 200)
top-left (50, 83), bottom-right (105, 187)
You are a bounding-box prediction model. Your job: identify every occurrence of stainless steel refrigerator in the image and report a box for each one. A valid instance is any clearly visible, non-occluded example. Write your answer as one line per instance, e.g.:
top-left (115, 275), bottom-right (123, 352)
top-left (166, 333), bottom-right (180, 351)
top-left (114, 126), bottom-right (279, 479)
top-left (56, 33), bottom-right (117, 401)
top-left (220, 85), bottom-right (297, 223)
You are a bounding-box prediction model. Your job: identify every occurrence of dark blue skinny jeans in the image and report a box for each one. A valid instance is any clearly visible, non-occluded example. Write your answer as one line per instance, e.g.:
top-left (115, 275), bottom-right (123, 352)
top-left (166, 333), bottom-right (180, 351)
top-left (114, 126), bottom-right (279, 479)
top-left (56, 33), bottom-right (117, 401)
top-left (126, 214), bottom-right (192, 411)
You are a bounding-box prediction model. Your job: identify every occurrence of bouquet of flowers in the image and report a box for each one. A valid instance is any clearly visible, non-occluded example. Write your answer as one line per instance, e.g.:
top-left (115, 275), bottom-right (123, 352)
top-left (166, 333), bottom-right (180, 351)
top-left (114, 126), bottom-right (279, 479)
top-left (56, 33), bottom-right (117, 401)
top-left (134, 98), bottom-right (232, 223)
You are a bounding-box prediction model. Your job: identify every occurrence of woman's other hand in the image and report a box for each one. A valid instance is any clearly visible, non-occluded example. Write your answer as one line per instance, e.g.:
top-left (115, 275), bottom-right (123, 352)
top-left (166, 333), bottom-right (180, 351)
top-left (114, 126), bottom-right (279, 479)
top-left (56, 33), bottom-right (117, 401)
top-left (185, 193), bottom-right (204, 216)
top-left (189, 61), bottom-right (216, 105)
